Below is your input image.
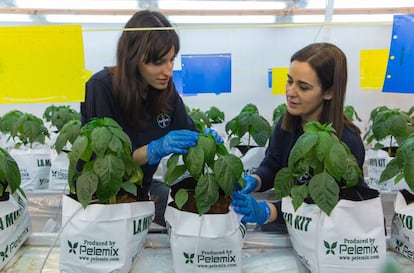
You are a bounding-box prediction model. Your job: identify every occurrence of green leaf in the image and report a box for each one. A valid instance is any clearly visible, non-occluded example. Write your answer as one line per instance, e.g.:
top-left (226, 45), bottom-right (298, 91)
top-left (183, 145), bottom-right (204, 180)
top-left (175, 189), bottom-right (189, 209)
top-left (308, 172), bottom-right (339, 216)
top-left (214, 154), bottom-right (243, 195)
top-left (94, 155), bottom-right (124, 202)
top-left (288, 133), bottom-right (318, 168)
top-left (91, 127), bottom-right (111, 157)
top-left (76, 171), bottom-right (99, 208)
top-left (195, 174), bottom-right (219, 215)
top-left (198, 134), bottom-right (216, 165)
top-left (291, 185), bottom-right (309, 211)
top-left (379, 158), bottom-right (401, 183)
top-left (121, 181), bottom-right (137, 196)
top-left (325, 142), bottom-right (348, 181)
top-left (274, 167), bottom-right (294, 199)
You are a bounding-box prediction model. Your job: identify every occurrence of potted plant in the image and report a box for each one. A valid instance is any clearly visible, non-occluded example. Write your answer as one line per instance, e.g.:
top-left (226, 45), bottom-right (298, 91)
top-left (0, 147), bottom-right (32, 271)
top-left (205, 106), bottom-right (225, 124)
top-left (380, 133), bottom-right (414, 192)
top-left (364, 106), bottom-right (414, 190)
top-left (274, 121), bottom-right (362, 215)
top-left (364, 106), bottom-right (414, 155)
top-left (380, 133), bottom-right (414, 263)
top-left (225, 103), bottom-right (272, 155)
top-left (2, 111), bottom-right (51, 190)
top-left (273, 121), bottom-right (387, 273)
top-left (43, 104), bottom-right (81, 132)
top-left (9, 112), bottom-right (50, 148)
top-left (0, 110), bottom-right (23, 148)
top-left (163, 132), bottom-right (246, 272)
top-left (60, 117), bottom-right (155, 273)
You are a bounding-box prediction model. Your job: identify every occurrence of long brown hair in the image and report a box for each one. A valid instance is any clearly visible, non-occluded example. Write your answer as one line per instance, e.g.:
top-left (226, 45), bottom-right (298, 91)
top-left (281, 42), bottom-right (360, 137)
top-left (110, 10), bottom-right (180, 127)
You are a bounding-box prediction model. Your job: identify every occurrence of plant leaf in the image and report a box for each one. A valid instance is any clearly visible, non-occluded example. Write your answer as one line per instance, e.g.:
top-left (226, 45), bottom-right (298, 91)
top-left (195, 173), bottom-right (219, 215)
top-left (175, 188), bottom-right (189, 209)
top-left (183, 145), bottom-right (204, 180)
top-left (274, 167), bottom-right (294, 199)
top-left (214, 154), bottom-right (243, 195)
top-left (308, 172), bottom-right (339, 216)
top-left (76, 171), bottom-right (99, 208)
top-left (94, 155), bottom-right (124, 202)
top-left (325, 142), bottom-right (348, 181)
top-left (291, 184), bottom-right (308, 211)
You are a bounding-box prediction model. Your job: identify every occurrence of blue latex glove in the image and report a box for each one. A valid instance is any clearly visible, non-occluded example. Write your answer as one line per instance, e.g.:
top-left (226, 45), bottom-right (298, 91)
top-left (147, 129), bottom-right (199, 165)
top-left (203, 128), bottom-right (224, 144)
top-left (237, 175), bottom-right (259, 194)
top-left (231, 191), bottom-right (270, 224)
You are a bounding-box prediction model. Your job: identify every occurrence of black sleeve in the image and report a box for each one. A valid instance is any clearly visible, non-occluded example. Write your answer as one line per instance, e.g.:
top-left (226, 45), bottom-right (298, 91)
top-left (81, 70), bottom-right (121, 127)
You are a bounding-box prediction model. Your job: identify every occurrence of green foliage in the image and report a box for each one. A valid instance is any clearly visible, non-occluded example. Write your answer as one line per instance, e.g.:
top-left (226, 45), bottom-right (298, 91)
top-left (364, 106), bottom-right (414, 151)
top-left (164, 133), bottom-right (244, 215)
top-left (0, 110), bottom-right (24, 135)
top-left (5, 112), bottom-right (50, 148)
top-left (380, 133), bottom-right (414, 192)
top-left (272, 103), bottom-right (287, 128)
top-left (343, 105), bottom-right (362, 122)
top-left (43, 105), bottom-right (81, 132)
top-left (68, 118), bottom-right (143, 208)
top-left (53, 119), bottom-right (81, 153)
top-left (205, 106), bottom-right (225, 123)
top-left (274, 121), bottom-right (361, 216)
top-left (186, 106), bottom-right (211, 132)
top-left (0, 147), bottom-right (24, 198)
top-left (225, 103), bottom-right (272, 149)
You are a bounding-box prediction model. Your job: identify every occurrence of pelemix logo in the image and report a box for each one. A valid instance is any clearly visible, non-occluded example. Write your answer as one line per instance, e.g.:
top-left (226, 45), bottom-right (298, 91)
top-left (395, 240), bottom-right (404, 252)
top-left (184, 252), bottom-right (195, 264)
top-left (0, 245), bottom-right (9, 262)
top-left (324, 241), bottom-right (337, 255)
top-left (68, 241), bottom-right (79, 254)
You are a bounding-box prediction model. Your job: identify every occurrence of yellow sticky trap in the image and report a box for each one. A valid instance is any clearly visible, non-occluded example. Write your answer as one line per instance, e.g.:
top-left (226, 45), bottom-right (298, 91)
top-left (271, 67), bottom-right (289, 95)
top-left (360, 49), bottom-right (389, 91)
top-left (0, 25), bottom-right (86, 103)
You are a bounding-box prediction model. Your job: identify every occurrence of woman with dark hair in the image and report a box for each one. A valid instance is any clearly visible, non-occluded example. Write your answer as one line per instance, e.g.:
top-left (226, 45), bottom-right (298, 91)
top-left (232, 42), bottom-right (366, 225)
top-left (81, 10), bottom-right (221, 227)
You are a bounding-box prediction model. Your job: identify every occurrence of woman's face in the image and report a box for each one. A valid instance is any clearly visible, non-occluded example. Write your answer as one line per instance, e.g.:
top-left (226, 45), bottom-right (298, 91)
top-left (139, 47), bottom-right (175, 90)
top-left (285, 60), bottom-right (332, 123)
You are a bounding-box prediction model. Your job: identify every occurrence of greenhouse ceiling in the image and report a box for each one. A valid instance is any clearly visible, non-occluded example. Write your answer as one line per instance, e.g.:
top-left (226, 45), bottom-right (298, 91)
top-left (0, 0), bottom-right (414, 24)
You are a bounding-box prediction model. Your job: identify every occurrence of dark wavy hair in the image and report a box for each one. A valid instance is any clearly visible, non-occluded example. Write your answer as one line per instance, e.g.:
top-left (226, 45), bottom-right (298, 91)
top-left (281, 42), bottom-right (360, 137)
top-left (110, 10), bottom-right (179, 127)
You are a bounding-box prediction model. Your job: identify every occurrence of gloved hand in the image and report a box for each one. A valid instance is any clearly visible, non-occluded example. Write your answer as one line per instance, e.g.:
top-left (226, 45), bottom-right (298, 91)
top-left (203, 128), bottom-right (224, 144)
top-left (236, 175), bottom-right (259, 194)
top-left (147, 129), bottom-right (199, 165)
top-left (231, 191), bottom-right (270, 224)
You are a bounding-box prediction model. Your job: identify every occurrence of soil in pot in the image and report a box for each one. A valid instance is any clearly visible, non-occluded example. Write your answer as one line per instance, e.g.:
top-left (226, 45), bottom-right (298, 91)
top-left (170, 176), bottom-right (231, 214)
top-left (68, 185), bottom-right (150, 205)
top-left (235, 145), bottom-right (258, 156)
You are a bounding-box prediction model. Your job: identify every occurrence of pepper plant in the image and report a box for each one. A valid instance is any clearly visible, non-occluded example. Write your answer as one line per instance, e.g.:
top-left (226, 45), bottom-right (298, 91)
top-left (68, 118), bottom-right (143, 208)
top-left (8, 112), bottom-right (50, 148)
top-left (274, 121), bottom-right (361, 215)
top-left (379, 133), bottom-right (414, 192)
top-left (364, 106), bottom-right (414, 152)
top-left (205, 106), bottom-right (225, 123)
top-left (53, 119), bottom-right (81, 153)
top-left (43, 105), bottom-right (81, 132)
top-left (164, 133), bottom-right (244, 215)
top-left (0, 147), bottom-right (24, 198)
top-left (225, 103), bottom-right (272, 150)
